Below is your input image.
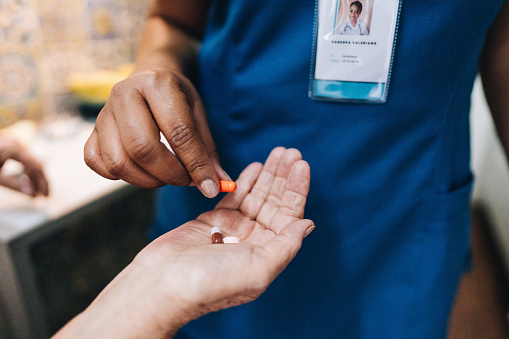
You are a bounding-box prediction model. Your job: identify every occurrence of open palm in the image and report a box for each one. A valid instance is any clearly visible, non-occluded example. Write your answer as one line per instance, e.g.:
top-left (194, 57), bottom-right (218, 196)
top-left (59, 147), bottom-right (314, 338)
top-left (135, 147), bottom-right (313, 320)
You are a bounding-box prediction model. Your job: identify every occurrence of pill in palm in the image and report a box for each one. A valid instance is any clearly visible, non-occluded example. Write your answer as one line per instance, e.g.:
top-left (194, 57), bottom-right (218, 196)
top-left (223, 236), bottom-right (240, 244)
top-left (211, 226), bottom-right (223, 244)
top-left (219, 180), bottom-right (237, 192)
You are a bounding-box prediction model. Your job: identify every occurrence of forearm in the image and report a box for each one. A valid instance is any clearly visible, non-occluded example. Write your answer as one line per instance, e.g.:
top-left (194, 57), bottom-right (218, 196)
top-left (133, 16), bottom-right (200, 75)
top-left (479, 0), bottom-right (509, 159)
top-left (133, 0), bottom-right (211, 74)
top-left (52, 263), bottom-right (194, 339)
top-left (480, 69), bottom-right (509, 161)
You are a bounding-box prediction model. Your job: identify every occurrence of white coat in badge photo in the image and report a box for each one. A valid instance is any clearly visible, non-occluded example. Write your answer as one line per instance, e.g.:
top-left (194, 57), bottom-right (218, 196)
top-left (335, 0), bottom-right (373, 36)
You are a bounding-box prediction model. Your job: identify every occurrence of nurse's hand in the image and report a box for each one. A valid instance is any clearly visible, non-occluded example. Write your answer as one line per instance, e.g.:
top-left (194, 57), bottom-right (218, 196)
top-left (55, 147), bottom-right (314, 339)
top-left (0, 136), bottom-right (49, 197)
top-left (84, 69), bottom-right (229, 198)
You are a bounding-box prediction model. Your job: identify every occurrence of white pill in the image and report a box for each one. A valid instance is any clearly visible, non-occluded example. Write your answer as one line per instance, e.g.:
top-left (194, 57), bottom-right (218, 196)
top-left (223, 236), bottom-right (240, 244)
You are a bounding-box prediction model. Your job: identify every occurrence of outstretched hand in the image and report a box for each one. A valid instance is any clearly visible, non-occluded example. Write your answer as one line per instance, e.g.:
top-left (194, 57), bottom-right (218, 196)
top-left (143, 147), bottom-right (313, 313)
top-left (56, 147), bottom-right (313, 338)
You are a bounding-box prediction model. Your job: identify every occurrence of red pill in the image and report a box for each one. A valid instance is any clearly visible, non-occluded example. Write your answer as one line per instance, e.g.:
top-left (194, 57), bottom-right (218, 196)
top-left (219, 180), bottom-right (237, 192)
top-left (211, 227), bottom-right (223, 244)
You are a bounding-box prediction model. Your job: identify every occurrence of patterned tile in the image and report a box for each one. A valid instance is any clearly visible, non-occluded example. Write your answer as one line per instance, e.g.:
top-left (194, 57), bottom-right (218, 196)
top-left (0, 0), bottom-right (149, 127)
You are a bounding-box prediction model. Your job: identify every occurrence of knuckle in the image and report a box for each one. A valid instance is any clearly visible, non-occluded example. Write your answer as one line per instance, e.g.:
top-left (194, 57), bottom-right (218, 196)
top-left (145, 69), bottom-right (180, 90)
top-left (129, 136), bottom-right (158, 164)
top-left (109, 80), bottom-right (128, 97)
top-left (110, 77), bottom-right (139, 98)
top-left (278, 205), bottom-right (301, 218)
top-left (104, 156), bottom-right (129, 177)
top-left (185, 156), bottom-right (210, 176)
top-left (169, 124), bottom-right (197, 149)
top-left (142, 70), bottom-right (160, 87)
top-left (206, 144), bottom-right (219, 159)
top-left (179, 151), bottom-right (210, 177)
top-left (83, 151), bottom-right (96, 170)
top-left (83, 140), bottom-right (99, 170)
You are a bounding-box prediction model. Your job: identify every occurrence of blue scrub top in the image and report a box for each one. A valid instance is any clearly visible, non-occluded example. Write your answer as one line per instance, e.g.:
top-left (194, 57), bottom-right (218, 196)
top-left (151, 1), bottom-right (505, 338)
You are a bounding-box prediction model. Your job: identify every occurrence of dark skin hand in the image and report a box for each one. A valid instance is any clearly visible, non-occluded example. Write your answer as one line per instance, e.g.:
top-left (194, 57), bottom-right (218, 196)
top-left (83, 0), bottom-right (224, 197)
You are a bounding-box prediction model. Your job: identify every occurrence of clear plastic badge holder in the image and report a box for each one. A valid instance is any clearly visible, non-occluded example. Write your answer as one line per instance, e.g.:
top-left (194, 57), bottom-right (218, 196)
top-left (309, 0), bottom-right (402, 103)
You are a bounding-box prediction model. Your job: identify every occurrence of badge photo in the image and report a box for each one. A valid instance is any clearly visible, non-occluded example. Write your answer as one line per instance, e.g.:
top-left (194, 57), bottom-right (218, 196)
top-left (310, 0), bottom-right (402, 103)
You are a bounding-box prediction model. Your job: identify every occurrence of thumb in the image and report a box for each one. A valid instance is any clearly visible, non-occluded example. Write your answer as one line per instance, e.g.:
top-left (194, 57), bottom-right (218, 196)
top-left (277, 218), bottom-right (315, 242)
top-left (260, 219), bottom-right (315, 278)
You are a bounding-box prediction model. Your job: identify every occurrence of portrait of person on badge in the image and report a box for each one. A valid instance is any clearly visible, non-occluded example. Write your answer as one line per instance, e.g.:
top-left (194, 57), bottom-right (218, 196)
top-left (335, 0), bottom-right (373, 36)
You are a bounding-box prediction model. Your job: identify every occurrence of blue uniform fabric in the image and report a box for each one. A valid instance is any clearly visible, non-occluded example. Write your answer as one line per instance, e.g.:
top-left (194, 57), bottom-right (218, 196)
top-left (150, 1), bottom-right (505, 338)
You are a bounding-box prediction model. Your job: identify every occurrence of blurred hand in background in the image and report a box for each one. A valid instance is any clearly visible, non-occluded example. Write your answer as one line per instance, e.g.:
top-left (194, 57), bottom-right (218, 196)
top-left (0, 135), bottom-right (49, 197)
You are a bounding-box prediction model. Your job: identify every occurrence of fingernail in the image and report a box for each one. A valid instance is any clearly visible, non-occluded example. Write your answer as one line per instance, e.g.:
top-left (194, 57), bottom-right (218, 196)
top-left (200, 179), bottom-right (218, 198)
top-left (304, 225), bottom-right (315, 238)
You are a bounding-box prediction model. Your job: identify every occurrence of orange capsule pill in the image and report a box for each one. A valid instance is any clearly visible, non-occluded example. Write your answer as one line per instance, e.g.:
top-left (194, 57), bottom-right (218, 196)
top-left (211, 227), bottom-right (223, 244)
top-left (219, 180), bottom-right (237, 192)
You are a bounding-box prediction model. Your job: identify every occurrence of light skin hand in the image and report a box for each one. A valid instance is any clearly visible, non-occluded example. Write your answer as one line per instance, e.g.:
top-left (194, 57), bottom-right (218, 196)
top-left (0, 136), bottom-right (49, 197)
top-left (55, 147), bottom-right (314, 338)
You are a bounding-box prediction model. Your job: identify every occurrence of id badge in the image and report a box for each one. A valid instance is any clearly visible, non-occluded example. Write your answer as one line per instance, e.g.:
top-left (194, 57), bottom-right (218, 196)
top-left (309, 0), bottom-right (402, 103)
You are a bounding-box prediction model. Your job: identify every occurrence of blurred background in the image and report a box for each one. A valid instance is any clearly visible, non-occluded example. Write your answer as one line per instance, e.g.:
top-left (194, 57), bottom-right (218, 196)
top-left (0, 0), bottom-right (148, 127)
top-left (0, 1), bottom-right (155, 338)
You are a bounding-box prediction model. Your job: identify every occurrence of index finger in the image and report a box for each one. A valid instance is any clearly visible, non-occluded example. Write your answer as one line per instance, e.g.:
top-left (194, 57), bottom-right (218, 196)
top-left (266, 160), bottom-right (310, 234)
top-left (141, 72), bottom-right (222, 198)
top-left (108, 80), bottom-right (191, 187)
top-left (255, 148), bottom-right (303, 228)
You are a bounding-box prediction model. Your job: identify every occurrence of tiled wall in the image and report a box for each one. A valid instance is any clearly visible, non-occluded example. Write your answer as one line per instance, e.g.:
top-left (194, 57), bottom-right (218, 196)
top-left (0, 0), bottom-right (149, 128)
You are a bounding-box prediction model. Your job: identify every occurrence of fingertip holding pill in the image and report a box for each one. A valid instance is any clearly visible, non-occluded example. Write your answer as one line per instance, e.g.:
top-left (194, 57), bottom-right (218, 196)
top-left (211, 227), bottom-right (223, 244)
top-left (219, 180), bottom-right (237, 192)
top-left (223, 236), bottom-right (240, 244)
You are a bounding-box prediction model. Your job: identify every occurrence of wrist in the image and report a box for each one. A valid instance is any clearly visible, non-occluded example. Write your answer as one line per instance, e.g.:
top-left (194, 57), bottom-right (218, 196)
top-left (53, 262), bottom-right (195, 338)
top-left (134, 16), bottom-right (199, 75)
